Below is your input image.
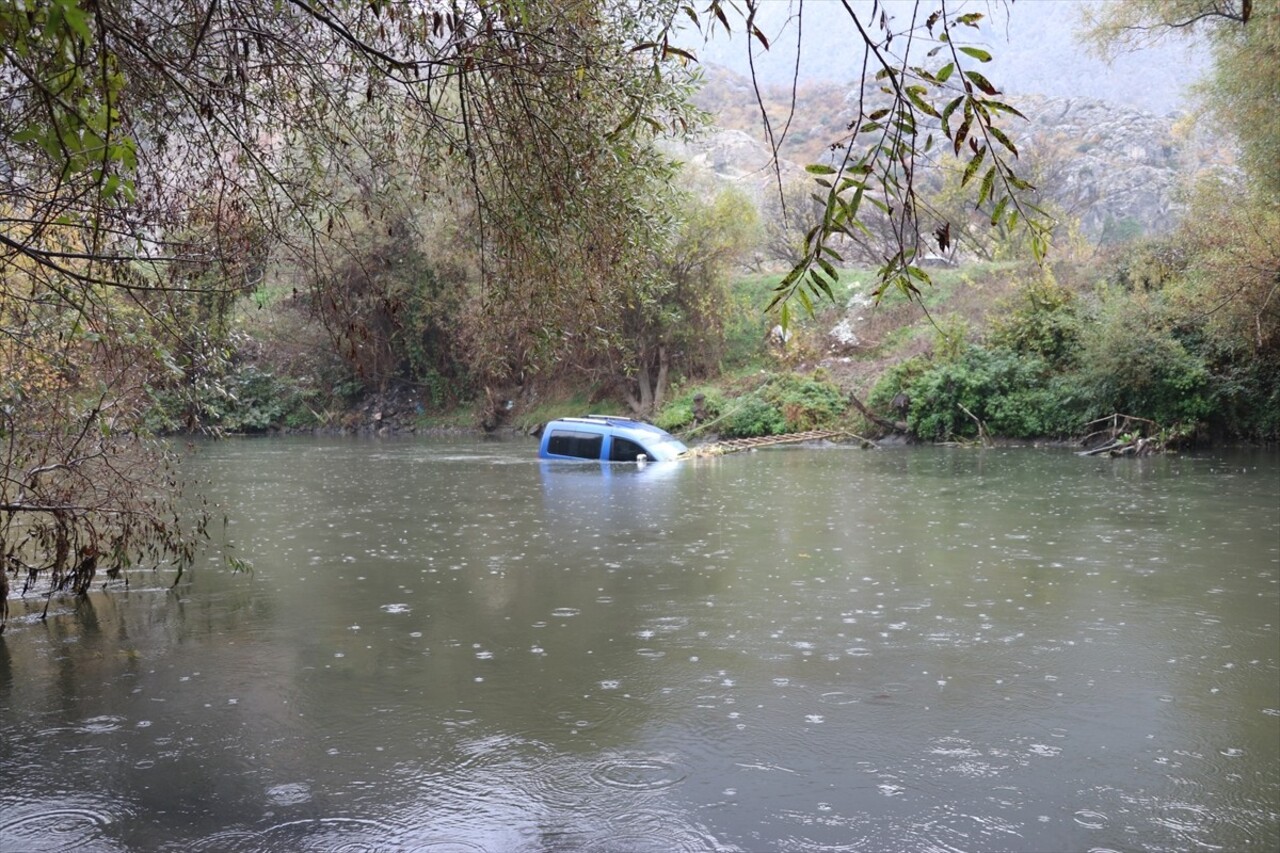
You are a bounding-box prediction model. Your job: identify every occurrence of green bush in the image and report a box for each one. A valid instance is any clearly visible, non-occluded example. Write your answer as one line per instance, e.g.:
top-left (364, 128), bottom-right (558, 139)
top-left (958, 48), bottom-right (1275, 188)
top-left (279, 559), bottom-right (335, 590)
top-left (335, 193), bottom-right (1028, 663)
top-left (986, 273), bottom-right (1081, 369)
top-left (867, 356), bottom-right (928, 413)
top-left (654, 386), bottom-right (725, 432)
top-left (759, 372), bottom-right (848, 431)
top-left (1211, 353), bottom-right (1280, 440)
top-left (146, 364), bottom-right (318, 434)
top-left (1100, 238), bottom-right (1188, 293)
top-left (713, 373), bottom-right (847, 438)
top-left (1076, 295), bottom-right (1212, 427)
top-left (984, 373), bottom-right (1087, 438)
top-left (873, 346), bottom-right (1085, 441)
top-left (720, 395), bottom-right (787, 438)
top-left (900, 347), bottom-right (996, 440)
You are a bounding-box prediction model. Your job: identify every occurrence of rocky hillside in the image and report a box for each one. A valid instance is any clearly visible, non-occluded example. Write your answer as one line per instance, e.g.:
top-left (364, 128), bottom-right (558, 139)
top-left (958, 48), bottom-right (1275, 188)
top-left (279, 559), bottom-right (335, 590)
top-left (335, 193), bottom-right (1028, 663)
top-left (1011, 95), bottom-right (1226, 242)
top-left (685, 66), bottom-right (1228, 244)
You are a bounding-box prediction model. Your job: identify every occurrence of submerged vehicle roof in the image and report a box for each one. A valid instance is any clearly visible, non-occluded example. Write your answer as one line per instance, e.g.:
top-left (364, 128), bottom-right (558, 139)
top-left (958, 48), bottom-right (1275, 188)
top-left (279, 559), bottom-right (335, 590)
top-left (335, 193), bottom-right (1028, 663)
top-left (552, 415), bottom-right (674, 434)
top-left (538, 415), bottom-right (688, 462)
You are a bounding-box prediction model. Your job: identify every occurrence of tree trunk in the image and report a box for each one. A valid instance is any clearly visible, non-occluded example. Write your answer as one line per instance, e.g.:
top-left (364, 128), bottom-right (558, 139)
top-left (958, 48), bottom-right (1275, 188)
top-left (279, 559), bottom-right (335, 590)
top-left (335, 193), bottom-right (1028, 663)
top-left (848, 393), bottom-right (908, 433)
top-left (623, 346), bottom-right (671, 418)
top-left (625, 361), bottom-right (651, 416)
top-left (652, 345), bottom-right (670, 412)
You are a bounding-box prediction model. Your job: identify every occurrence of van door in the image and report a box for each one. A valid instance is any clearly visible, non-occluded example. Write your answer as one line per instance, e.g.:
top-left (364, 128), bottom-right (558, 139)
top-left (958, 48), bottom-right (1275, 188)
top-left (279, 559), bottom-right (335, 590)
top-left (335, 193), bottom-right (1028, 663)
top-left (545, 429), bottom-right (604, 460)
top-left (608, 436), bottom-right (649, 462)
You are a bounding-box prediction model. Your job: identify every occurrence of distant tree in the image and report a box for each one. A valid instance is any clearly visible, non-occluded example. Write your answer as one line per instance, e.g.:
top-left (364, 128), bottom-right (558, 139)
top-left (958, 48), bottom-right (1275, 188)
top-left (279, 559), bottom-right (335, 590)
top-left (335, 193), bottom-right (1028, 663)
top-left (921, 129), bottom-right (1090, 263)
top-left (1081, 0), bottom-right (1279, 352)
top-left (758, 177), bottom-right (823, 267)
top-left (1082, 0), bottom-right (1278, 200)
top-left (620, 183), bottom-right (759, 416)
top-left (450, 1), bottom-right (703, 424)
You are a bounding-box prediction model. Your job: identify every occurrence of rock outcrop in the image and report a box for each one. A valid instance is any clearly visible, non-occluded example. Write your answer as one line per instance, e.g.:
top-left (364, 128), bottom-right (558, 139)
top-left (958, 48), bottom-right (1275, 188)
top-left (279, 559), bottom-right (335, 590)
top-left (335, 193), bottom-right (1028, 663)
top-left (1011, 95), bottom-right (1223, 241)
top-left (686, 66), bottom-right (1229, 245)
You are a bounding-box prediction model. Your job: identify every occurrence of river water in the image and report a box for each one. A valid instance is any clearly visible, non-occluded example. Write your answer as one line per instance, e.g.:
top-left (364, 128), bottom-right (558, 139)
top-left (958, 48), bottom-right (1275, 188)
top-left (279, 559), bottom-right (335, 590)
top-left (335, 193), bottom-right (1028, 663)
top-left (1, 438), bottom-right (1277, 852)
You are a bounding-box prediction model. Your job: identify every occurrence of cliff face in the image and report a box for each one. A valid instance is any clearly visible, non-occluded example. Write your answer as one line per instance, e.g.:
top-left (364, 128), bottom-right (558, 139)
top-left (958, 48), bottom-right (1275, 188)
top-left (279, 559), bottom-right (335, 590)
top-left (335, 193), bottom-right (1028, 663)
top-left (685, 67), bottom-right (1228, 245)
top-left (1012, 95), bottom-right (1222, 242)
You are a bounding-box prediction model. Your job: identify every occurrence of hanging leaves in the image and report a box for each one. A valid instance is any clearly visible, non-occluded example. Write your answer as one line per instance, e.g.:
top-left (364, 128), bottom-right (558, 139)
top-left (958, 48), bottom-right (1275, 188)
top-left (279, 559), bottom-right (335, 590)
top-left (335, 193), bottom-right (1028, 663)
top-left (754, 1), bottom-right (1050, 324)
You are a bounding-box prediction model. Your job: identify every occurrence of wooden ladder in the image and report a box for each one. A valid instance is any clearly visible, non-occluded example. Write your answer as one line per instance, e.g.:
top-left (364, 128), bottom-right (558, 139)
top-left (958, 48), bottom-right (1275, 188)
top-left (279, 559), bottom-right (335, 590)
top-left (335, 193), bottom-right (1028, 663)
top-left (686, 430), bottom-right (844, 456)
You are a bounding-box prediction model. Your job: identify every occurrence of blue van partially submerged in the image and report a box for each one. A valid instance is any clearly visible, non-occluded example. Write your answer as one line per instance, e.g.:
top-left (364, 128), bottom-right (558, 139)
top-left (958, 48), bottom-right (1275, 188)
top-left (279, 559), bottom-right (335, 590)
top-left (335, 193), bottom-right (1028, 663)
top-left (538, 415), bottom-right (689, 462)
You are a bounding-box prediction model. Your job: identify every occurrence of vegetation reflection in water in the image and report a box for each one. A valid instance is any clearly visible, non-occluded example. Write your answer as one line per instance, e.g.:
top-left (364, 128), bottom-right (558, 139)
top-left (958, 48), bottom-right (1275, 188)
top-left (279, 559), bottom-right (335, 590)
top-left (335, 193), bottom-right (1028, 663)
top-left (1, 438), bottom-right (1277, 852)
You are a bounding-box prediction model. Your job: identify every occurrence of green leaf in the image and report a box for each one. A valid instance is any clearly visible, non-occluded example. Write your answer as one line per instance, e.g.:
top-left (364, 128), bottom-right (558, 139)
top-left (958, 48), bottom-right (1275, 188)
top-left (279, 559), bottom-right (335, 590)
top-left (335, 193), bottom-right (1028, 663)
top-left (797, 286), bottom-right (814, 315)
top-left (1007, 173), bottom-right (1035, 191)
top-left (990, 195), bottom-right (1010, 227)
top-left (936, 62), bottom-right (955, 83)
top-left (817, 256), bottom-right (839, 282)
top-left (807, 269), bottom-right (834, 303)
top-left (940, 95), bottom-right (963, 138)
top-left (47, 0), bottom-right (92, 43)
top-left (988, 125), bottom-right (1019, 157)
top-left (959, 46), bottom-right (992, 63)
top-left (964, 70), bottom-right (999, 95)
top-left (953, 114), bottom-right (972, 155)
top-left (961, 145), bottom-right (987, 188)
top-left (982, 100), bottom-right (1027, 120)
top-left (712, 3), bottom-right (729, 31)
top-left (977, 165), bottom-right (996, 206)
top-left (905, 86), bottom-right (940, 118)
top-left (846, 186), bottom-right (865, 220)
top-left (805, 163), bottom-right (836, 175)
top-left (661, 43), bottom-right (696, 63)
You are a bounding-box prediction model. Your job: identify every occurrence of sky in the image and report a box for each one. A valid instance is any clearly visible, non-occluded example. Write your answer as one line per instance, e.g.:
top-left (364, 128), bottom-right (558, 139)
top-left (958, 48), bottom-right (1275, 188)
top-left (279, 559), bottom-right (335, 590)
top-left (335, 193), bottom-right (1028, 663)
top-left (695, 0), bottom-right (1208, 115)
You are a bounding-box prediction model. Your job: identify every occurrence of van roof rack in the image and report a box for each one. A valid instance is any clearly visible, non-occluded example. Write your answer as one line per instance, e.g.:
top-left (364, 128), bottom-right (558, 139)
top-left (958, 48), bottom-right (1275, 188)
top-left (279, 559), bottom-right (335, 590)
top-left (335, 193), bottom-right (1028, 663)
top-left (584, 413), bottom-right (641, 422)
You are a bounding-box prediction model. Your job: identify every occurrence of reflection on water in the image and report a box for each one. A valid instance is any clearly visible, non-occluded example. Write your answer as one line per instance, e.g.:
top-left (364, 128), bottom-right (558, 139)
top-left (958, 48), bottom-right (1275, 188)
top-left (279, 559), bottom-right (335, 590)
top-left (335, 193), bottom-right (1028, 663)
top-left (2, 438), bottom-right (1278, 852)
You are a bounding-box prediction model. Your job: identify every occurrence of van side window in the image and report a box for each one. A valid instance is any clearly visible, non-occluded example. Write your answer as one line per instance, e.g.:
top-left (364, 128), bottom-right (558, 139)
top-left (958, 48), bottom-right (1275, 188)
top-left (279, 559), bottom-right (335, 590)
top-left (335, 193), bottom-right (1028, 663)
top-left (609, 437), bottom-right (648, 462)
top-left (546, 430), bottom-right (603, 459)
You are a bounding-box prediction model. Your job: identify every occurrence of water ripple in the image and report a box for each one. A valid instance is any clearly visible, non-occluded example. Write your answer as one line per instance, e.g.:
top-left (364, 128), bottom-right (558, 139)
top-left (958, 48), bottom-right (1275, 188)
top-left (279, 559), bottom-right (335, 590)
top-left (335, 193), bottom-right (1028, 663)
top-left (254, 816), bottom-right (398, 853)
top-left (589, 754), bottom-right (689, 791)
top-left (0, 797), bottom-right (127, 852)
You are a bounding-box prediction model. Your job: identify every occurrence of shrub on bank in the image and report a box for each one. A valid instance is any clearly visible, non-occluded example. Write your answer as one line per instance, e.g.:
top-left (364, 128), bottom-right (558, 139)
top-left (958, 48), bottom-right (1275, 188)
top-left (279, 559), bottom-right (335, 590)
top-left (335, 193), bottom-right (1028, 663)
top-left (147, 364), bottom-right (322, 434)
top-left (656, 373), bottom-right (847, 439)
top-left (1075, 292), bottom-right (1213, 428)
top-left (719, 373), bottom-right (847, 438)
top-left (654, 386), bottom-right (726, 433)
top-left (869, 345), bottom-right (1085, 441)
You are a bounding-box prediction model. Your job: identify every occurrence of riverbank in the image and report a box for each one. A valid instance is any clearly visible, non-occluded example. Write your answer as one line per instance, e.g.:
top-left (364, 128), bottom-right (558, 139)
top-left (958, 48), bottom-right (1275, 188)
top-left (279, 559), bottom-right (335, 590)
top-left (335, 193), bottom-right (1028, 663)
top-left (157, 256), bottom-right (1279, 447)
